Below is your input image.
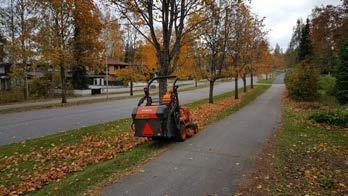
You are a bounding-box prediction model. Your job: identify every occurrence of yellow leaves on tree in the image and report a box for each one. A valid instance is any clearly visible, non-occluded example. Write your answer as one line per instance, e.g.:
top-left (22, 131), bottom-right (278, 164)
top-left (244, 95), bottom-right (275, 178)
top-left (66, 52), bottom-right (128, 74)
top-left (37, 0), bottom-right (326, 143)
top-left (72, 0), bottom-right (104, 71)
top-left (104, 14), bottom-right (124, 62)
top-left (114, 66), bottom-right (145, 85)
top-left (139, 43), bottom-right (157, 74)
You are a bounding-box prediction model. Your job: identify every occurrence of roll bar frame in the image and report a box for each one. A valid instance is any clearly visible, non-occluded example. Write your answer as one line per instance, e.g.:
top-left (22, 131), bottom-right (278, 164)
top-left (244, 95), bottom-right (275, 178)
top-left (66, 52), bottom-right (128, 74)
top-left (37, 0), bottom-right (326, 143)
top-left (137, 75), bottom-right (180, 106)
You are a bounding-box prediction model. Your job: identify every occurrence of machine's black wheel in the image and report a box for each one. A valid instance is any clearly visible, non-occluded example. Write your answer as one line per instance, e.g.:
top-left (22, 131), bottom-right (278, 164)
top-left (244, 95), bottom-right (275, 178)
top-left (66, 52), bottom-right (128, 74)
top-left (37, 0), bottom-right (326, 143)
top-left (176, 125), bottom-right (187, 142)
top-left (151, 136), bottom-right (162, 141)
top-left (194, 125), bottom-right (198, 134)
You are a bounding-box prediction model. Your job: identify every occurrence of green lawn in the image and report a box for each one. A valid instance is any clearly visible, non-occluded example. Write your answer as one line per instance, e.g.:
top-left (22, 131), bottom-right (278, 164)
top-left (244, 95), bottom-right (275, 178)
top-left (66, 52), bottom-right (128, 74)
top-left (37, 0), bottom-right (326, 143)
top-left (273, 94), bottom-right (347, 195)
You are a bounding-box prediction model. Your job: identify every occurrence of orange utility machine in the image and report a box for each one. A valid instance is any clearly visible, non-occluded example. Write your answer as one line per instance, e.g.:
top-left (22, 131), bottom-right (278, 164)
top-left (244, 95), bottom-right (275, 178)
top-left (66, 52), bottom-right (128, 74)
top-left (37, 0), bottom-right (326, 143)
top-left (131, 76), bottom-right (198, 141)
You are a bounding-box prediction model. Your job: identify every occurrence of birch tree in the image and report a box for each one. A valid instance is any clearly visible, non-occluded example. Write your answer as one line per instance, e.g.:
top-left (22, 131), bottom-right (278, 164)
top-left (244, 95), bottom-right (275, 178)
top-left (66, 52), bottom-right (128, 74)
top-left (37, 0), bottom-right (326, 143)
top-left (37, 0), bottom-right (75, 103)
top-left (0, 0), bottom-right (39, 99)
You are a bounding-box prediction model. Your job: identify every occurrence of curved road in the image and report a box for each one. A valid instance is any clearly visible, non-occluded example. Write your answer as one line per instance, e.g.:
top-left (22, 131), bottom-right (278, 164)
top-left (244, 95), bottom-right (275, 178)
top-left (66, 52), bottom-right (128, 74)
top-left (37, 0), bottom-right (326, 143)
top-left (0, 78), bottom-right (253, 145)
top-left (103, 75), bottom-right (285, 195)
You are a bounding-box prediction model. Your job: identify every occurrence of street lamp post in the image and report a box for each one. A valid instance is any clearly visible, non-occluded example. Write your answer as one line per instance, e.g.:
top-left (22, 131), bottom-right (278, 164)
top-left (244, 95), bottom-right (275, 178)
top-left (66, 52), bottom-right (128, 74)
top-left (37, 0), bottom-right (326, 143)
top-left (105, 51), bottom-right (109, 100)
top-left (104, 22), bottom-right (109, 100)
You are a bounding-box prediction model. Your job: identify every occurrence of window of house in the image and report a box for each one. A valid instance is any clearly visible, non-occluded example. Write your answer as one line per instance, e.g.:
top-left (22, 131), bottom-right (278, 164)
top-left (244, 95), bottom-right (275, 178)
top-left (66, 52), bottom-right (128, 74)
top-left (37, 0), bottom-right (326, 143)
top-left (0, 66), bottom-right (5, 74)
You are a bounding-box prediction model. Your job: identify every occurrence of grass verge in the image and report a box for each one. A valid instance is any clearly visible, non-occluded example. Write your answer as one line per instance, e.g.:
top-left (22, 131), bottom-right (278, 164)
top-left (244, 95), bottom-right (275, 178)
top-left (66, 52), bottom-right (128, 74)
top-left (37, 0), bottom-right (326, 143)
top-left (0, 83), bottom-right (272, 195)
top-left (274, 97), bottom-right (347, 195)
top-left (236, 91), bottom-right (347, 195)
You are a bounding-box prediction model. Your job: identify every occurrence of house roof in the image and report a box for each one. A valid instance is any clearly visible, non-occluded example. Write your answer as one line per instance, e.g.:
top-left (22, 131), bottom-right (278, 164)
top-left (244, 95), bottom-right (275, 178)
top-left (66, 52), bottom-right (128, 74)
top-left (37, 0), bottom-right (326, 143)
top-left (106, 59), bottom-right (129, 66)
top-left (106, 59), bottom-right (145, 67)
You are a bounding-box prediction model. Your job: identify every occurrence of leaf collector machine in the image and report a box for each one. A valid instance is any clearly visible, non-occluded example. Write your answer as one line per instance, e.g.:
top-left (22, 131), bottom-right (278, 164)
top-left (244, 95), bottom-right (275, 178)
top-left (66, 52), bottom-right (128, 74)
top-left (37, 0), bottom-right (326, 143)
top-left (131, 76), bottom-right (198, 141)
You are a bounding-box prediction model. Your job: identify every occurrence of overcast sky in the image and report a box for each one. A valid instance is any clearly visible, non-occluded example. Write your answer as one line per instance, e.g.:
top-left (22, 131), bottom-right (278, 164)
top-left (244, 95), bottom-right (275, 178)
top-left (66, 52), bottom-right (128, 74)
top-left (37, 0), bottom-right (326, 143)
top-left (248, 0), bottom-right (342, 51)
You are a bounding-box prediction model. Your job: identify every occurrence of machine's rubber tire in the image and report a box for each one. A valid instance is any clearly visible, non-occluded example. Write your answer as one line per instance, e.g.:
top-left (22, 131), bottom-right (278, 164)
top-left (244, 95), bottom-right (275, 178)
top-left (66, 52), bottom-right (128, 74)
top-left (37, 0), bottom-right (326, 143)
top-left (176, 127), bottom-right (187, 142)
top-left (193, 124), bottom-right (198, 134)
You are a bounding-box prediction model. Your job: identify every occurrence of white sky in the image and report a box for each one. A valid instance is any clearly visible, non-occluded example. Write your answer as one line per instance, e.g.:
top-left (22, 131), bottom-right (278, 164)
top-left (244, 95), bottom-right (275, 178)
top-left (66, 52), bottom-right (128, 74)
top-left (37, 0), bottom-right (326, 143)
top-left (248, 0), bottom-right (342, 51)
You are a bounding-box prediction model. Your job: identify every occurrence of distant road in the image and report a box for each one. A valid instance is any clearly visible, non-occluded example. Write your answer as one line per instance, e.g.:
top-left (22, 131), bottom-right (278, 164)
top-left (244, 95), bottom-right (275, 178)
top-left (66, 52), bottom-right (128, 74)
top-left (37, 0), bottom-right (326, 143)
top-left (0, 78), bottom-right (252, 145)
top-left (0, 80), bottom-right (204, 111)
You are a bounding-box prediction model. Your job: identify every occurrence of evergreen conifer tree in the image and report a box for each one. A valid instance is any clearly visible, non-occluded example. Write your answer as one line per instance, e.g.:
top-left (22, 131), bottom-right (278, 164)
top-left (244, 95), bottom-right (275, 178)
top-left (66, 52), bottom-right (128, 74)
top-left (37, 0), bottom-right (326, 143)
top-left (335, 21), bottom-right (348, 104)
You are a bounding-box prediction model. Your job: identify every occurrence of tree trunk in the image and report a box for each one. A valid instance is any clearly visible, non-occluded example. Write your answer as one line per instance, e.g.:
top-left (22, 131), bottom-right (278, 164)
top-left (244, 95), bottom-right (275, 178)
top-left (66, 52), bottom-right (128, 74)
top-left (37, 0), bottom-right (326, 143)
top-left (195, 79), bottom-right (198, 88)
top-left (251, 72), bottom-right (254, 89)
top-left (209, 80), bottom-right (215, 103)
top-left (60, 66), bottom-right (67, 103)
top-left (159, 78), bottom-right (167, 101)
top-left (24, 70), bottom-right (28, 100)
top-left (158, 54), bottom-right (169, 99)
top-left (235, 75), bottom-right (239, 99)
top-left (243, 73), bottom-right (247, 92)
top-left (130, 80), bottom-right (133, 96)
top-left (266, 73), bottom-right (268, 80)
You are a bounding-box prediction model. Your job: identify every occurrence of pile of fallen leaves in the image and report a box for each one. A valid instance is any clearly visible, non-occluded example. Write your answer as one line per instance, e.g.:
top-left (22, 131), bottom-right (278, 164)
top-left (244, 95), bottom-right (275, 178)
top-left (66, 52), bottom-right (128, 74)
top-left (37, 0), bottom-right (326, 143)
top-left (0, 91), bottom-right (248, 195)
top-left (190, 95), bottom-right (243, 128)
top-left (0, 132), bottom-right (147, 195)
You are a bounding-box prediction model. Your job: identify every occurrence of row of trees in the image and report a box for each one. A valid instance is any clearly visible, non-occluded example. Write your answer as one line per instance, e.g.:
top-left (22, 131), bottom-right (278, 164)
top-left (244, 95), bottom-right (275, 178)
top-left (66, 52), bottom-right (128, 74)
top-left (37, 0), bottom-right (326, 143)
top-left (0, 0), bottom-right (104, 103)
top-left (1, 0), bottom-right (278, 104)
top-left (285, 2), bottom-right (346, 74)
top-left (284, 1), bottom-right (347, 103)
top-left (111, 0), bottom-right (278, 103)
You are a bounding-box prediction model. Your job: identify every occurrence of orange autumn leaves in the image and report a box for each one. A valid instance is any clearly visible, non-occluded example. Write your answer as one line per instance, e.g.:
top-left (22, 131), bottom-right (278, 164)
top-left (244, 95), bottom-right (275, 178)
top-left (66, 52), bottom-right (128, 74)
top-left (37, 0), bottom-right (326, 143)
top-left (0, 131), bottom-right (147, 195)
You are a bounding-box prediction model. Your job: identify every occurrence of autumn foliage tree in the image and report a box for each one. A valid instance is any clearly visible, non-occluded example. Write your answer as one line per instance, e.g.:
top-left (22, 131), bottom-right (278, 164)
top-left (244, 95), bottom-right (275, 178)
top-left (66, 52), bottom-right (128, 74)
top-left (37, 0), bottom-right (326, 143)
top-left (35, 0), bottom-right (104, 103)
top-left (245, 16), bottom-right (267, 89)
top-left (311, 4), bottom-right (345, 74)
top-left (71, 0), bottom-right (103, 90)
top-left (111, 0), bottom-right (207, 98)
top-left (103, 14), bottom-right (124, 61)
top-left (227, 2), bottom-right (256, 99)
top-left (0, 0), bottom-right (39, 99)
top-left (115, 65), bottom-right (145, 96)
top-left (36, 0), bottom-right (76, 103)
top-left (198, 1), bottom-right (230, 103)
top-left (174, 33), bottom-right (205, 86)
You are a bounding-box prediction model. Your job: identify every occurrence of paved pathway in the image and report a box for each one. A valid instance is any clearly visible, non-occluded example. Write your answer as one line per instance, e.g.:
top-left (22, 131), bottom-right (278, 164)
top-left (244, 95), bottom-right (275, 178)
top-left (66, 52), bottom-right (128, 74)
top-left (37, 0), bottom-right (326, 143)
top-left (0, 78), bottom-right (254, 145)
top-left (103, 75), bottom-right (285, 196)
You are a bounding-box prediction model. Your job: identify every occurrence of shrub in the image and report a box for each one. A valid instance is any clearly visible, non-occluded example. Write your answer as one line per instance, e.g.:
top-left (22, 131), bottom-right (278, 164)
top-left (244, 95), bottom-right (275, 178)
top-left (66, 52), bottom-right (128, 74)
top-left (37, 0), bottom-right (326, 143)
top-left (0, 86), bottom-right (25, 104)
top-left (285, 64), bottom-right (319, 101)
top-left (318, 75), bottom-right (336, 95)
top-left (30, 77), bottom-right (50, 98)
top-left (309, 109), bottom-right (348, 127)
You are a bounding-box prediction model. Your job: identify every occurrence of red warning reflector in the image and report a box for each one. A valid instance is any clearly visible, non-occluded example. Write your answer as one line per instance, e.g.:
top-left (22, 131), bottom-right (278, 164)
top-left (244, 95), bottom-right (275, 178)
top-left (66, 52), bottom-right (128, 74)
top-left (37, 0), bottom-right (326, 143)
top-left (143, 123), bottom-right (153, 136)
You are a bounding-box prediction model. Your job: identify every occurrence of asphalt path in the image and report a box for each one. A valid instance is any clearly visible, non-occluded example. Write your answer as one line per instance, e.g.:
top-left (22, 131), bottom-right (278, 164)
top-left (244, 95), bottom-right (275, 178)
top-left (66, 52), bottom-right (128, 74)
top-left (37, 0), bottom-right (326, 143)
top-left (0, 78), bottom-right (253, 145)
top-left (103, 75), bottom-right (285, 196)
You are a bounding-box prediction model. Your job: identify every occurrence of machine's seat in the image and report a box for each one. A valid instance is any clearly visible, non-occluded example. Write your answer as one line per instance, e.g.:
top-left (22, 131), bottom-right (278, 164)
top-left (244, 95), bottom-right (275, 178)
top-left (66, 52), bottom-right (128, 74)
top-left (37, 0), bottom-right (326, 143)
top-left (162, 90), bottom-right (173, 105)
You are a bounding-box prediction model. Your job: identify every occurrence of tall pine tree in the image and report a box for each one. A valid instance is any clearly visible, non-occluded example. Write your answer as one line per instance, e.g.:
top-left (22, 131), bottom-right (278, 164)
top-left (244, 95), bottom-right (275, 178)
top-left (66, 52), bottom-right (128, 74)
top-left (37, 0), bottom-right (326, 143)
top-left (298, 19), bottom-right (312, 62)
top-left (285, 18), bottom-right (319, 101)
top-left (335, 19), bottom-right (348, 104)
